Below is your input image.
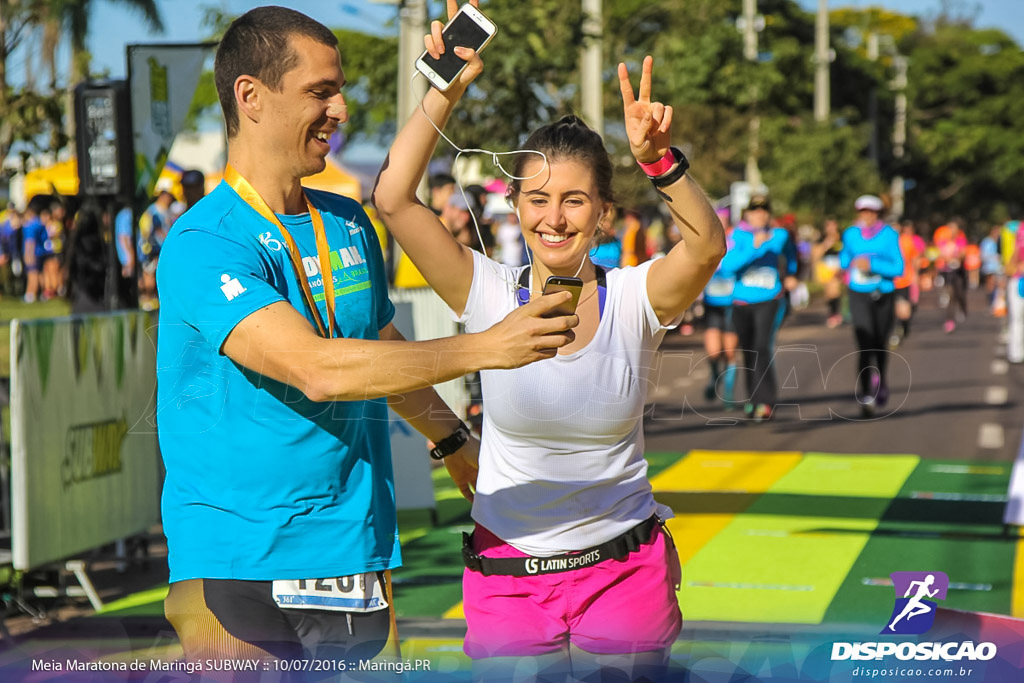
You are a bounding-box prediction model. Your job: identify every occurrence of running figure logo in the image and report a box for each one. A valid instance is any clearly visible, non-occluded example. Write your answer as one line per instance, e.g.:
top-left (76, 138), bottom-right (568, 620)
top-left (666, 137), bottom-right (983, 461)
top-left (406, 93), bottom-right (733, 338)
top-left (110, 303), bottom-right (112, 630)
top-left (881, 571), bottom-right (949, 635)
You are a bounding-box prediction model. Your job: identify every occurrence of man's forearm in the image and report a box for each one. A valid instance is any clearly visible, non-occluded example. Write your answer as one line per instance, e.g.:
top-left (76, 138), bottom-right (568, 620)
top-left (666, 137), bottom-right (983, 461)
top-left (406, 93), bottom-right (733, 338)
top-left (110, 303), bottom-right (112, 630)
top-left (301, 333), bottom-right (496, 402)
top-left (387, 386), bottom-right (463, 442)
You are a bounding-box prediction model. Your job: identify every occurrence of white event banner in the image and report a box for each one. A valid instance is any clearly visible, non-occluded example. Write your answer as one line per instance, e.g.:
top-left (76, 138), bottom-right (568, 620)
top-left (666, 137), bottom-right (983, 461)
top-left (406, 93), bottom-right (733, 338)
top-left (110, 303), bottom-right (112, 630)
top-left (10, 312), bottom-right (161, 571)
top-left (128, 43), bottom-right (213, 196)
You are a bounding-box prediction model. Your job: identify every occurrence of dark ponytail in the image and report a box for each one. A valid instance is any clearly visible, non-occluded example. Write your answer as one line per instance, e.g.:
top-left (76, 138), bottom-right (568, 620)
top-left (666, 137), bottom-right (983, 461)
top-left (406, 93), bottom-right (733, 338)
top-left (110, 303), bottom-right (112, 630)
top-left (506, 115), bottom-right (615, 206)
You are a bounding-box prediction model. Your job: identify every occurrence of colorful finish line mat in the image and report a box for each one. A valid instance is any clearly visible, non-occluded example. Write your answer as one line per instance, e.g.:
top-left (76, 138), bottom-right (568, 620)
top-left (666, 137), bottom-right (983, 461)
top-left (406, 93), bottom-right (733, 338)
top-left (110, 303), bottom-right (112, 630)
top-left (648, 451), bottom-right (1014, 626)
top-left (397, 450), bottom-right (1016, 630)
top-left (0, 451), bottom-right (1019, 683)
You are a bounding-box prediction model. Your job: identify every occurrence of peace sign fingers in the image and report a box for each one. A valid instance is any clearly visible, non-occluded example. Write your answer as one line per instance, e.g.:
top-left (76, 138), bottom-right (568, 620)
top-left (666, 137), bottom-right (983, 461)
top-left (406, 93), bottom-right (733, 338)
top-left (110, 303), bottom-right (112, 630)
top-left (618, 56), bottom-right (672, 164)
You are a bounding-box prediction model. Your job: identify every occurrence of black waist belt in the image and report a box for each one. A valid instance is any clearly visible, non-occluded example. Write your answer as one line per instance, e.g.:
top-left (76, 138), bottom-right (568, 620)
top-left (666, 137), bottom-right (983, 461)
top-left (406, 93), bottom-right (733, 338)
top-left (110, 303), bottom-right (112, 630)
top-left (462, 516), bottom-right (659, 577)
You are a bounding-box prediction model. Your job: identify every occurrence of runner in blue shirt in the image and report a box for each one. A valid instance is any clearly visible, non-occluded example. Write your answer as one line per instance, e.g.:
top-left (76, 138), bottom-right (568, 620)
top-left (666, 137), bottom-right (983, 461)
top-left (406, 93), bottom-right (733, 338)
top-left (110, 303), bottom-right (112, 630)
top-left (702, 207), bottom-right (738, 407)
top-left (158, 6), bottom-right (577, 666)
top-left (21, 197), bottom-right (49, 302)
top-left (840, 195), bottom-right (904, 417)
top-left (720, 194), bottom-right (798, 422)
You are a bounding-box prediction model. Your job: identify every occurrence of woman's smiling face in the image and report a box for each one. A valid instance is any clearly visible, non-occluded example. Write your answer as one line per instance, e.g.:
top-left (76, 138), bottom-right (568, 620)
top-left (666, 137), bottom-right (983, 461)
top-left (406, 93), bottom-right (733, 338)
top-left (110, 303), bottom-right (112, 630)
top-left (515, 157), bottom-right (608, 274)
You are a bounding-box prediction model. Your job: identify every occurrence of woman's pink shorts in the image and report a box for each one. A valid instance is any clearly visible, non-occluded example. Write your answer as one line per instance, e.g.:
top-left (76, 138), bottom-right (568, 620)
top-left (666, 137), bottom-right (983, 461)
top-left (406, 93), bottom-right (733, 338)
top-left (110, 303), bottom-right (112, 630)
top-left (462, 522), bottom-right (682, 659)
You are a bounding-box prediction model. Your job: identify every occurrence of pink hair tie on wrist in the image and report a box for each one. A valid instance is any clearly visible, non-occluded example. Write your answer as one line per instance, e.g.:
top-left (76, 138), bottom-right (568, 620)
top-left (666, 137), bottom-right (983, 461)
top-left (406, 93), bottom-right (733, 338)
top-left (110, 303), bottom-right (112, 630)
top-left (638, 149), bottom-right (676, 177)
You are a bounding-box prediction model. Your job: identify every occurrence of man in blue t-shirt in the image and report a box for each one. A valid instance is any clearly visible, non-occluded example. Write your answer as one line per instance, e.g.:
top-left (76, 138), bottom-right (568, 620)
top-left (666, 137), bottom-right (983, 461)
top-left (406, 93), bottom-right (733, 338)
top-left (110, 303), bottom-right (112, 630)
top-left (21, 196), bottom-right (50, 303)
top-left (157, 6), bottom-right (577, 666)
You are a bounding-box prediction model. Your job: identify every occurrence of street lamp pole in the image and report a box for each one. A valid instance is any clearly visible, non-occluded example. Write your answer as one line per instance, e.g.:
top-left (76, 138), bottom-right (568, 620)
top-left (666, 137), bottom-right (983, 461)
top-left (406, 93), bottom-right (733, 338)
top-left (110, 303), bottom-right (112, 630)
top-left (742, 0), bottom-right (762, 188)
top-left (396, 0), bottom-right (429, 201)
top-left (814, 0), bottom-right (830, 123)
top-left (581, 0), bottom-right (603, 137)
top-left (891, 54), bottom-right (908, 217)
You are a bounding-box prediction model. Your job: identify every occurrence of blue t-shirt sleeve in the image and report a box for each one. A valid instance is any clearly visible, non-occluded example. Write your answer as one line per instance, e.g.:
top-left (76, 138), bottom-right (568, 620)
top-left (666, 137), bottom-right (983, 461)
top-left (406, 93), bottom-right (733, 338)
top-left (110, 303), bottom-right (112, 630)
top-left (115, 208), bottom-right (133, 238)
top-left (719, 232), bottom-right (751, 275)
top-left (158, 228), bottom-right (286, 353)
top-left (869, 229), bottom-right (905, 279)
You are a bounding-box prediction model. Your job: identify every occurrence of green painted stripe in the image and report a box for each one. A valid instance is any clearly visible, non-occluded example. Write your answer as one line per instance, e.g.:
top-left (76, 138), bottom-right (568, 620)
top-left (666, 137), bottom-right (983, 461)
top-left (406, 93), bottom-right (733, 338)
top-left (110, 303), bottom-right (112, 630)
top-left (678, 454), bottom-right (919, 624)
top-left (824, 457), bottom-right (1014, 625)
top-left (882, 457), bottom-right (1010, 535)
top-left (680, 513), bottom-right (877, 624)
top-left (822, 533), bottom-right (1015, 626)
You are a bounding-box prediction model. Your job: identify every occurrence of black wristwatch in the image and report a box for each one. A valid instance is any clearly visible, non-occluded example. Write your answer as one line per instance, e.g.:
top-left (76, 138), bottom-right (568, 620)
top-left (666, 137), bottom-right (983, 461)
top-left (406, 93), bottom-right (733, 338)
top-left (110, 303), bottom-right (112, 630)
top-left (429, 421), bottom-right (471, 460)
top-left (649, 146), bottom-right (689, 188)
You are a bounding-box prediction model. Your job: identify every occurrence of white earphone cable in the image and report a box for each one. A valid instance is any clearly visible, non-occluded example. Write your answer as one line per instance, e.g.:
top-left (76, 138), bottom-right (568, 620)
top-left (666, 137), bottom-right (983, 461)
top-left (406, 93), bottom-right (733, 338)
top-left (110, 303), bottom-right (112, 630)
top-left (411, 72), bottom-right (591, 297)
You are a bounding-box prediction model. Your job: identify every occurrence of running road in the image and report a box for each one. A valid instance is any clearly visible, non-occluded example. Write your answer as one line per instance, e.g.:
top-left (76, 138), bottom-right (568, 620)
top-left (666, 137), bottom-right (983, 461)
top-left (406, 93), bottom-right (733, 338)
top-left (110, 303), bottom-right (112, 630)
top-left (646, 289), bottom-right (1021, 463)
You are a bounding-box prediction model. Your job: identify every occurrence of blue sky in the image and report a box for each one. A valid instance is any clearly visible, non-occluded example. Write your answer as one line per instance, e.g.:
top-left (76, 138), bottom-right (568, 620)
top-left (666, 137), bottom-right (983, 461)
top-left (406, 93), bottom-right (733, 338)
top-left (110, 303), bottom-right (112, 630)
top-left (85, 0), bottom-right (1023, 79)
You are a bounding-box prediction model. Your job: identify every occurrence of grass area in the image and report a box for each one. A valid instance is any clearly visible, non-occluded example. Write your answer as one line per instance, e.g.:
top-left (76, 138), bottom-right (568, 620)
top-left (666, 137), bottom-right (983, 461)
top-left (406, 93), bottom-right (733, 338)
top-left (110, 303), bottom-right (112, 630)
top-left (0, 298), bottom-right (71, 378)
top-left (0, 298), bottom-right (71, 444)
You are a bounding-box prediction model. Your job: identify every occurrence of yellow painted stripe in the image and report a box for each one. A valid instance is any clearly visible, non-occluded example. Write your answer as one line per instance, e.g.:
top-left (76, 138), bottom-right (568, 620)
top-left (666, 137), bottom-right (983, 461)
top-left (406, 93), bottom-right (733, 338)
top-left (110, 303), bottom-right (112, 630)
top-left (443, 602), bottom-right (465, 619)
top-left (445, 451), bottom-right (803, 622)
top-left (651, 450), bottom-right (803, 492)
top-left (1013, 535), bottom-right (1024, 618)
top-left (665, 514), bottom-right (734, 567)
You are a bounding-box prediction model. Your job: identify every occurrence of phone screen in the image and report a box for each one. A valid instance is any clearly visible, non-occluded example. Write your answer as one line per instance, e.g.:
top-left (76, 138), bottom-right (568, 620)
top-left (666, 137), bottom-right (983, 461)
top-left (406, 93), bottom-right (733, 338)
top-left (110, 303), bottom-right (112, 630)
top-left (420, 12), bottom-right (491, 83)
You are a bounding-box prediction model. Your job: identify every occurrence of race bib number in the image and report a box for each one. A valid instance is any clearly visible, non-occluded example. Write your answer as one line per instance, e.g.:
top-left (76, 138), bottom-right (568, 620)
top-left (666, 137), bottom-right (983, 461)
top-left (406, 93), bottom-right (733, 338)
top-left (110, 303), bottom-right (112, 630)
top-left (740, 268), bottom-right (778, 290)
top-left (272, 572), bottom-right (388, 613)
top-left (822, 255), bottom-right (841, 270)
top-left (706, 277), bottom-right (735, 298)
top-left (851, 269), bottom-right (882, 287)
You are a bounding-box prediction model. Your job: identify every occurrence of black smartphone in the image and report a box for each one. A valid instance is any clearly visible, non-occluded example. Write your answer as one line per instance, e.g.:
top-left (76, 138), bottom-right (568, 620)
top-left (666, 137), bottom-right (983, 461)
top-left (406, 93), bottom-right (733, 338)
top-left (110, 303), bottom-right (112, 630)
top-left (542, 276), bottom-right (584, 317)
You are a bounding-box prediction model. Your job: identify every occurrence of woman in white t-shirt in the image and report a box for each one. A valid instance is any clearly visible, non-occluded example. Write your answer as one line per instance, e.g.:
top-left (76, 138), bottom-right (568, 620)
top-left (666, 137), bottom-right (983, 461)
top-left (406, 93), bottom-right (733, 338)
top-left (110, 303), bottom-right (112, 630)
top-left (374, 4), bottom-right (725, 679)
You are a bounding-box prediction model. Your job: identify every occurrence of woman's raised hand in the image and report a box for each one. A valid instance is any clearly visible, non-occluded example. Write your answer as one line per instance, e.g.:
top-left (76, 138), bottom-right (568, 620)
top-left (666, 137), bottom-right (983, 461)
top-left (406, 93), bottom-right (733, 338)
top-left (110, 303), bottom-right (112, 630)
top-left (424, 0), bottom-right (484, 94)
top-left (618, 56), bottom-right (673, 164)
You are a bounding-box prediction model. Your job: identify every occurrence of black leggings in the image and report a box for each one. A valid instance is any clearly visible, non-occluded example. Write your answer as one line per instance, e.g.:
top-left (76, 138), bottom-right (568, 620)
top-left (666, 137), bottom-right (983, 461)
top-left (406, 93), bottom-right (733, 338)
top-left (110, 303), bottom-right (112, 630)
top-left (848, 290), bottom-right (895, 394)
top-left (943, 268), bottom-right (968, 322)
top-left (732, 298), bottom-right (783, 407)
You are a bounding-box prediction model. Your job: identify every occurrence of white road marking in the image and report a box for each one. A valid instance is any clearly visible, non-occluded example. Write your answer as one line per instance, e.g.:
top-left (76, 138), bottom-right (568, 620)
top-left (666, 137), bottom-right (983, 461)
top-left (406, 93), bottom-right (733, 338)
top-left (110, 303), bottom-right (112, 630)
top-left (985, 386), bottom-right (1008, 405)
top-left (978, 423), bottom-right (1005, 450)
top-left (992, 360), bottom-right (1009, 375)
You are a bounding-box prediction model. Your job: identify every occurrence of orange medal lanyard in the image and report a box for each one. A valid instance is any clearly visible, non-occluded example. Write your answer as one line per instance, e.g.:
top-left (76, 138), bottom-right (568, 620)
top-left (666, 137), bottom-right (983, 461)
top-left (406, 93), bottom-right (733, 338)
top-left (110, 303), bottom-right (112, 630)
top-left (224, 165), bottom-right (337, 339)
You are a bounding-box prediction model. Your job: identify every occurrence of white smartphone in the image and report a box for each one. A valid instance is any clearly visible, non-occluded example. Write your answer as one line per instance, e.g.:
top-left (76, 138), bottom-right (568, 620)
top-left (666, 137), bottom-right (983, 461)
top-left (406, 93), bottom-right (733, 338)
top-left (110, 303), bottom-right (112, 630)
top-left (414, 4), bottom-right (497, 92)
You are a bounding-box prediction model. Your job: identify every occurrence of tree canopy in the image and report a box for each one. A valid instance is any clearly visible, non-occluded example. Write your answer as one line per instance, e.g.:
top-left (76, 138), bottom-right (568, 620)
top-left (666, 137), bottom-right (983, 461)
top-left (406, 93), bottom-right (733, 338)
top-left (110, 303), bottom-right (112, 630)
top-left (319, 0), bottom-right (1021, 228)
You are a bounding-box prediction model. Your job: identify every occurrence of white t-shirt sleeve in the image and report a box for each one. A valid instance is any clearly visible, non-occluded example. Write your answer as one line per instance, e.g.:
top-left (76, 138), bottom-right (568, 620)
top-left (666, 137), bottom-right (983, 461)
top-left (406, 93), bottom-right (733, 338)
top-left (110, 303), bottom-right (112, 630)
top-left (615, 259), bottom-right (684, 338)
top-left (453, 249), bottom-right (521, 333)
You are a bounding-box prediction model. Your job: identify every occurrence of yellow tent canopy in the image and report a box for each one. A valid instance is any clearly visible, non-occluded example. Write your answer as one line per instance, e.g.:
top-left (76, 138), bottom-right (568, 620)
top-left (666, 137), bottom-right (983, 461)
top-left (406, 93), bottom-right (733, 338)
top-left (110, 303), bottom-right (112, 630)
top-left (23, 158), bottom-right (79, 199)
top-left (21, 157), bottom-right (362, 205)
top-left (302, 159), bottom-right (363, 202)
top-left (204, 160), bottom-right (362, 203)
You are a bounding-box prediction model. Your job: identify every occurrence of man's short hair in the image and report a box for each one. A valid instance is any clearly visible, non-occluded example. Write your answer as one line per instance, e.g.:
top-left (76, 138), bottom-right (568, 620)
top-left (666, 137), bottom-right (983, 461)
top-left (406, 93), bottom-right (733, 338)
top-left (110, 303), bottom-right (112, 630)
top-left (429, 173), bottom-right (456, 191)
top-left (214, 6), bottom-right (338, 138)
top-left (180, 169), bottom-right (205, 186)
